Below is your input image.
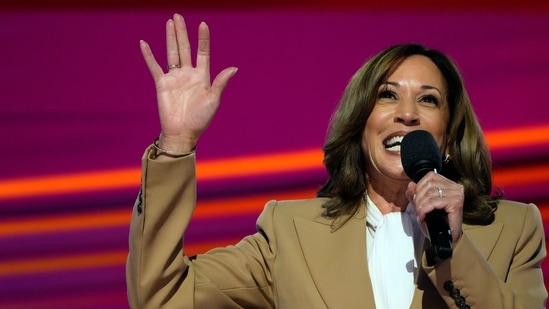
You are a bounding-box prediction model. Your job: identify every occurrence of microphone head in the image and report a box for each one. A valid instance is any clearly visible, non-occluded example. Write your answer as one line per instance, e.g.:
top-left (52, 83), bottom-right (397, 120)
top-left (400, 130), bottom-right (442, 183)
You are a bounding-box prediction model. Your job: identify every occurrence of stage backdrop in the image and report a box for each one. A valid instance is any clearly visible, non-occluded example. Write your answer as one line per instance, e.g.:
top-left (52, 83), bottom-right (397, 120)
top-left (1, 1), bottom-right (549, 308)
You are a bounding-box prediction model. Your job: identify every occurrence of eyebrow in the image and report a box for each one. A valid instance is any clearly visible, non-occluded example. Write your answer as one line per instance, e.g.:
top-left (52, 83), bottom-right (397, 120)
top-left (381, 81), bottom-right (443, 96)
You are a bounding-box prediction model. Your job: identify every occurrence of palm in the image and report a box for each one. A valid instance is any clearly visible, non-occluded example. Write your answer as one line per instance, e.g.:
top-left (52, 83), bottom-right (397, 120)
top-left (140, 14), bottom-right (236, 150)
top-left (154, 68), bottom-right (216, 137)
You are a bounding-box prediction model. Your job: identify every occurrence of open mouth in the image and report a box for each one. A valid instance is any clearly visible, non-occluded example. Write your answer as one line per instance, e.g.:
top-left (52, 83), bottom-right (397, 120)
top-left (384, 135), bottom-right (404, 152)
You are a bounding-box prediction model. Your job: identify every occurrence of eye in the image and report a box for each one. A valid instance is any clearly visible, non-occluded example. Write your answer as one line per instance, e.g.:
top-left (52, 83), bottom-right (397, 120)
top-left (420, 95), bottom-right (439, 105)
top-left (378, 90), bottom-right (396, 100)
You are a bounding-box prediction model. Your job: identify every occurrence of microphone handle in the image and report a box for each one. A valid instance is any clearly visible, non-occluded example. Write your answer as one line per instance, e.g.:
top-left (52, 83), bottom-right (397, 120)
top-left (425, 209), bottom-right (453, 259)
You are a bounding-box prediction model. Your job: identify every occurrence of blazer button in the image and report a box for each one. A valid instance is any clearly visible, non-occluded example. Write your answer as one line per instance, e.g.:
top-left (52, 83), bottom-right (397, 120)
top-left (443, 280), bottom-right (454, 291)
top-left (443, 280), bottom-right (470, 308)
top-left (450, 288), bottom-right (460, 298)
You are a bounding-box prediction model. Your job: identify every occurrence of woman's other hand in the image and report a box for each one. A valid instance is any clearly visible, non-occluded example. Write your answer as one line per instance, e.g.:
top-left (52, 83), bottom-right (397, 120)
top-left (405, 172), bottom-right (464, 243)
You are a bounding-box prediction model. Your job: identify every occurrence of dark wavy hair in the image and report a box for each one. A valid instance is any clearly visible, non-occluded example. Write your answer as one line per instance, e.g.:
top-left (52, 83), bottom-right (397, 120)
top-left (317, 43), bottom-right (500, 228)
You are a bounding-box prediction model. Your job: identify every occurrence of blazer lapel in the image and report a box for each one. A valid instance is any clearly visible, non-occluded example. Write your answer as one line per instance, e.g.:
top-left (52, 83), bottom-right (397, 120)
top-left (293, 208), bottom-right (376, 309)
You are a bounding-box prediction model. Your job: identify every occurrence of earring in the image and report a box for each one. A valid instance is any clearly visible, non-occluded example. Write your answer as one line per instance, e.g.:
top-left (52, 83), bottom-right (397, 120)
top-left (443, 153), bottom-right (451, 164)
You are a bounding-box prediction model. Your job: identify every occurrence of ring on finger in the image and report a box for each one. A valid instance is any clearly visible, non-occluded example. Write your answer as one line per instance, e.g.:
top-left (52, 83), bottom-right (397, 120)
top-left (437, 187), bottom-right (443, 198)
top-left (167, 64), bottom-right (181, 70)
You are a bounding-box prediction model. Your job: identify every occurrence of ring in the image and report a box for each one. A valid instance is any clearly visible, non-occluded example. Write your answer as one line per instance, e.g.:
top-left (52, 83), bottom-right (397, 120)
top-left (437, 187), bottom-right (443, 198)
top-left (167, 64), bottom-right (181, 70)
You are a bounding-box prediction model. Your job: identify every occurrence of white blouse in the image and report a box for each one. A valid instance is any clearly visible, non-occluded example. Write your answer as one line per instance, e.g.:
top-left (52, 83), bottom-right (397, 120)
top-left (366, 195), bottom-right (424, 309)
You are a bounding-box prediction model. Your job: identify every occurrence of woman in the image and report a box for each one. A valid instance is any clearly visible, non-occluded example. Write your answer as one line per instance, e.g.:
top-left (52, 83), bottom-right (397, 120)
top-left (127, 13), bottom-right (547, 308)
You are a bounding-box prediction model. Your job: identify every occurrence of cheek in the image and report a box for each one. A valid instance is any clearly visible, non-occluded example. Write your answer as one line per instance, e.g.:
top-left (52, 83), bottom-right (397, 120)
top-left (361, 110), bottom-right (388, 162)
top-left (438, 113), bottom-right (450, 142)
top-left (361, 131), bottom-right (378, 166)
top-left (361, 120), bottom-right (376, 153)
top-left (363, 115), bottom-right (379, 143)
top-left (425, 110), bottom-right (450, 146)
top-left (360, 132), bottom-right (372, 167)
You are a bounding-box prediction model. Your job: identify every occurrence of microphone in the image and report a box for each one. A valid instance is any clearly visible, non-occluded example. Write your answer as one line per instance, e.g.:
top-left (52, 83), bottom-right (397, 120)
top-left (400, 130), bottom-right (452, 260)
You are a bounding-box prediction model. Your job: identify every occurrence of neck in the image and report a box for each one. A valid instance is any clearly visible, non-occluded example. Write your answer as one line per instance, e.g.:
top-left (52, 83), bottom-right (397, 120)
top-left (366, 177), bottom-right (409, 214)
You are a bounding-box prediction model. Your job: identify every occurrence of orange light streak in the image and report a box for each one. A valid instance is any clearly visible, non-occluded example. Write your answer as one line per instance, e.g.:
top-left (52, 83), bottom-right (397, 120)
top-left (0, 290), bottom-right (125, 309)
top-left (196, 149), bottom-right (323, 180)
top-left (0, 209), bottom-right (131, 237)
top-left (192, 188), bottom-right (316, 219)
top-left (492, 163), bottom-right (549, 187)
top-left (0, 125), bottom-right (548, 200)
top-left (484, 125), bottom-right (549, 149)
top-left (0, 251), bottom-right (127, 277)
top-left (0, 150), bottom-right (322, 200)
top-left (0, 238), bottom-right (244, 277)
top-left (0, 168), bottom-right (141, 200)
top-left (0, 188), bottom-right (317, 237)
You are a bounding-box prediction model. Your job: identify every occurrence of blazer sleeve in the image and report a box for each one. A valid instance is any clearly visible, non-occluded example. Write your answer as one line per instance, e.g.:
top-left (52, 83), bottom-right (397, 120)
top-left (126, 146), bottom-right (275, 309)
top-left (423, 202), bottom-right (547, 308)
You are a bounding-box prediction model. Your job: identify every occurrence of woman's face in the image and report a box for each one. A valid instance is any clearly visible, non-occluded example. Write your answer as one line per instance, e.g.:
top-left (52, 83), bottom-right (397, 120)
top-left (361, 55), bottom-right (450, 183)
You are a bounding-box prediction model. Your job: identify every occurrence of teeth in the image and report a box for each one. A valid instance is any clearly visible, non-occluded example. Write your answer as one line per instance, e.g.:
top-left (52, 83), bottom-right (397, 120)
top-left (384, 136), bottom-right (404, 148)
top-left (386, 144), bottom-right (401, 152)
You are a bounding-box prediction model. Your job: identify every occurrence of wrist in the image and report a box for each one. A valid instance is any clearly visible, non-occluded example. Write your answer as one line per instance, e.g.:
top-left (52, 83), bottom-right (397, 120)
top-left (157, 133), bottom-right (197, 153)
top-left (152, 137), bottom-right (196, 159)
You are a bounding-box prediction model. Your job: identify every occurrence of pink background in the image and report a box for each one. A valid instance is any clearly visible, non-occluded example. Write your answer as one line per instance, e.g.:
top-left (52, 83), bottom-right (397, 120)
top-left (1, 3), bottom-right (549, 308)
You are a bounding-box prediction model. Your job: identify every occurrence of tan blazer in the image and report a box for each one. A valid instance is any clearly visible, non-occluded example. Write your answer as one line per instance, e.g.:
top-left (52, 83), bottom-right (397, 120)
top-left (127, 147), bottom-right (547, 308)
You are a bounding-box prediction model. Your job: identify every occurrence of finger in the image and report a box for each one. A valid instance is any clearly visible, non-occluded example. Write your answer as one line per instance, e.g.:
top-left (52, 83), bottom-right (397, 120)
top-left (140, 40), bottom-right (163, 81)
top-left (415, 173), bottom-right (449, 200)
top-left (166, 18), bottom-right (180, 69)
top-left (173, 13), bottom-right (192, 67)
top-left (196, 22), bottom-right (210, 72)
top-left (416, 186), bottom-right (446, 209)
top-left (405, 181), bottom-right (416, 205)
top-left (211, 67), bottom-right (238, 97)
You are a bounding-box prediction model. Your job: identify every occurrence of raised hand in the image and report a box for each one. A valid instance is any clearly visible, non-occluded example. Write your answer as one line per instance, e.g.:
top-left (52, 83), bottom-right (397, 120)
top-left (140, 13), bottom-right (237, 153)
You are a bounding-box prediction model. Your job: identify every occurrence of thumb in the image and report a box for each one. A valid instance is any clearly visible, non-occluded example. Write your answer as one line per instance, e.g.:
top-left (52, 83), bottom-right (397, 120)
top-left (211, 67), bottom-right (238, 97)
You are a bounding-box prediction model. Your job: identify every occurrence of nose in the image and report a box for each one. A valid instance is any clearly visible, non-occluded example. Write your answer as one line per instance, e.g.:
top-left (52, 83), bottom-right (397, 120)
top-left (394, 100), bottom-right (419, 125)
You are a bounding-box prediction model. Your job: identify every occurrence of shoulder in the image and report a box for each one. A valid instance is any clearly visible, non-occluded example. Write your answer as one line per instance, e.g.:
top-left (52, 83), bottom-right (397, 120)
top-left (490, 200), bottom-right (544, 240)
top-left (264, 197), bottom-right (330, 220)
top-left (493, 200), bottom-right (542, 224)
top-left (255, 197), bottom-right (331, 229)
top-left (464, 200), bottom-right (543, 241)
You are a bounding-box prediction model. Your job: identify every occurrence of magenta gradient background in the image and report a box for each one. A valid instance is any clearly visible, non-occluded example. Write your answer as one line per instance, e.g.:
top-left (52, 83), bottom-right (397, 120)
top-left (1, 7), bottom-right (549, 309)
top-left (2, 10), bottom-right (549, 178)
